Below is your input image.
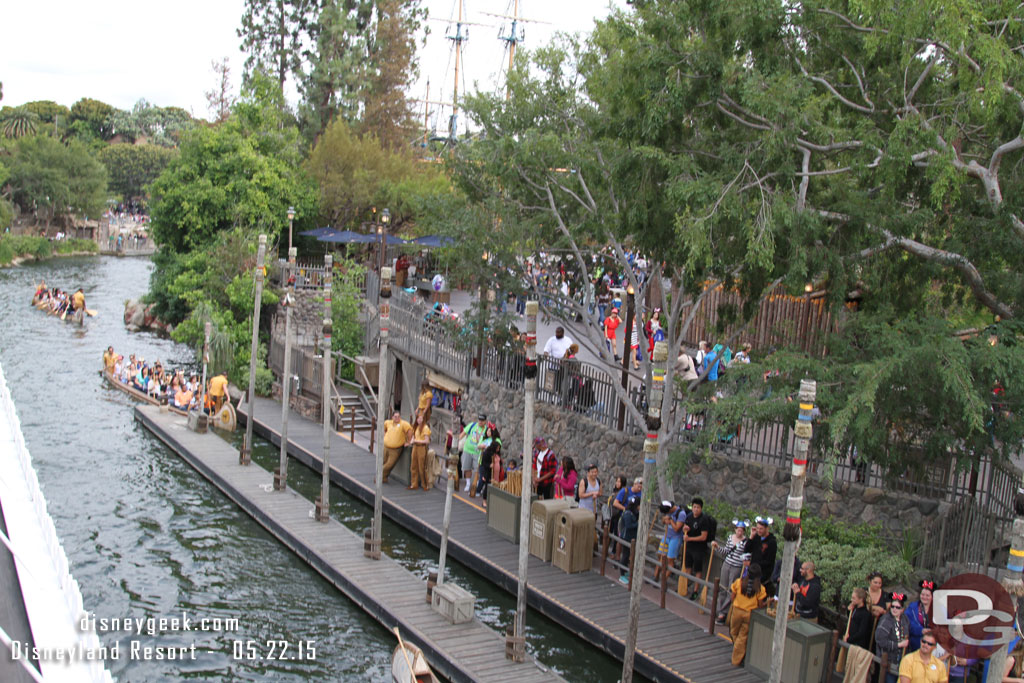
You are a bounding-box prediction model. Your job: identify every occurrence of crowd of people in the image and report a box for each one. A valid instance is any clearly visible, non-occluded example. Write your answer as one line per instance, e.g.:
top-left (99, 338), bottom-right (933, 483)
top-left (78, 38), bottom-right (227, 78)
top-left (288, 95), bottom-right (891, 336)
top-left (102, 347), bottom-right (229, 414)
top-left (32, 280), bottom-right (87, 318)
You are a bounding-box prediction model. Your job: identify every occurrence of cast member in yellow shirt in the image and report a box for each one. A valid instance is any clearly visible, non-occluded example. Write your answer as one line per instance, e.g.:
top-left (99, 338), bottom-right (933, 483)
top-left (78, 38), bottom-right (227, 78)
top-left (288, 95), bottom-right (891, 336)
top-left (408, 412), bottom-right (432, 491)
top-left (208, 372), bottom-right (229, 413)
top-left (730, 564), bottom-right (767, 667)
top-left (382, 411), bottom-right (413, 483)
top-left (417, 380), bottom-right (433, 423)
top-left (898, 631), bottom-right (948, 683)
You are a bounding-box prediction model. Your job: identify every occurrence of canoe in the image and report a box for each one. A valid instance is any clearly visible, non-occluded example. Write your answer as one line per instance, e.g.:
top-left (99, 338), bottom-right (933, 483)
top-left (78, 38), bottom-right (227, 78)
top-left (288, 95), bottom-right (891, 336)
top-left (101, 369), bottom-right (189, 417)
top-left (31, 294), bottom-right (85, 326)
top-left (101, 369), bottom-right (237, 431)
top-left (391, 628), bottom-right (439, 683)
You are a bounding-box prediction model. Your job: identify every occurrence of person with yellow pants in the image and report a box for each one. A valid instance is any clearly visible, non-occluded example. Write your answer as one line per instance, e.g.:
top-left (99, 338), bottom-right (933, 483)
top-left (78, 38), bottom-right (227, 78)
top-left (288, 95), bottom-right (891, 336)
top-left (382, 411), bottom-right (412, 483)
top-left (408, 412), bottom-right (432, 491)
top-left (208, 372), bottom-right (229, 414)
top-left (730, 563), bottom-right (767, 667)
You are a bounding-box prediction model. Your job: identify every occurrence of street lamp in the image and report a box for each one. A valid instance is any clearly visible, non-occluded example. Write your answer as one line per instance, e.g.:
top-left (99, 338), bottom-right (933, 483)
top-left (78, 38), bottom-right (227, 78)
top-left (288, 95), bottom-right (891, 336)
top-left (287, 206), bottom-right (295, 253)
top-left (477, 251), bottom-right (489, 377)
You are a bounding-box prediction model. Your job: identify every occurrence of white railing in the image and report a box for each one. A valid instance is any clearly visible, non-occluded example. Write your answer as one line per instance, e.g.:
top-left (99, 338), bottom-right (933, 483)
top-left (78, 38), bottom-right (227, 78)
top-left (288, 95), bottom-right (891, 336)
top-left (0, 362), bottom-right (112, 682)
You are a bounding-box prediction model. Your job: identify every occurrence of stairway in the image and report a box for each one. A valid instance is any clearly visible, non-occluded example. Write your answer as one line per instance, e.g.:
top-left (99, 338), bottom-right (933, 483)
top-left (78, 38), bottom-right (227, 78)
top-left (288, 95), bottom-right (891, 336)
top-left (333, 385), bottom-right (374, 433)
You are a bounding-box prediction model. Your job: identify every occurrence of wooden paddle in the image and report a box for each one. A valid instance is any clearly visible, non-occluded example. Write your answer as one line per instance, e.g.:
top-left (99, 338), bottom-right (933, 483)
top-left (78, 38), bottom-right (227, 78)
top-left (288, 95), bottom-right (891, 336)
top-left (86, 309), bottom-right (98, 317)
top-left (836, 609), bottom-right (853, 673)
top-left (60, 306), bottom-right (68, 321)
top-left (699, 549), bottom-right (715, 608)
top-left (392, 626), bottom-right (418, 681)
top-left (678, 537), bottom-right (689, 596)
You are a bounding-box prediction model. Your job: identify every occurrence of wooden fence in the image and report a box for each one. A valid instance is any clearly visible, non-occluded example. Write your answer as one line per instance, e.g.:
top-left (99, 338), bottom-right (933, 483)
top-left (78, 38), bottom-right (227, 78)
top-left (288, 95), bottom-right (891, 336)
top-left (680, 284), bottom-right (840, 356)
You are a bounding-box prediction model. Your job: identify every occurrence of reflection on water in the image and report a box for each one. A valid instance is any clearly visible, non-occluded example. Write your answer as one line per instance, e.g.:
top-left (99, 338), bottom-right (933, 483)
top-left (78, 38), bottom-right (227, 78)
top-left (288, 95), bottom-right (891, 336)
top-left (0, 256), bottom-right (629, 682)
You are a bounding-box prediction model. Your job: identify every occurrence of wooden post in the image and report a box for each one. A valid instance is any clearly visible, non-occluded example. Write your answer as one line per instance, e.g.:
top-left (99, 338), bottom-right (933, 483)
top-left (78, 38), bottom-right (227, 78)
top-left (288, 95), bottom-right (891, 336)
top-left (659, 555), bottom-right (668, 609)
top-left (240, 234), bottom-right (267, 465)
top-left (511, 300), bottom-right (538, 663)
top-left (350, 407), bottom-right (355, 442)
top-left (599, 522), bottom-right (610, 577)
top-left (828, 630), bottom-right (839, 676)
top-left (369, 416), bottom-right (376, 454)
top-left (627, 540), bottom-right (636, 591)
top-left (370, 267), bottom-right (392, 558)
top-left (437, 451), bottom-right (458, 586)
top-left (769, 379), bottom-right (816, 683)
top-left (708, 578), bottom-right (721, 634)
top-left (621, 341), bottom-right (668, 683)
top-left (878, 653), bottom-right (889, 683)
top-left (314, 254), bottom-right (333, 522)
top-left (275, 247), bottom-right (296, 491)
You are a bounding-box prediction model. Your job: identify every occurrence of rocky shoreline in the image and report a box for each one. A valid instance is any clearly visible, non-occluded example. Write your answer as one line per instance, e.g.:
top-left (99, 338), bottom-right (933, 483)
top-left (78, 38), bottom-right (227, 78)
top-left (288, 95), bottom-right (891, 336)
top-left (123, 298), bottom-right (174, 335)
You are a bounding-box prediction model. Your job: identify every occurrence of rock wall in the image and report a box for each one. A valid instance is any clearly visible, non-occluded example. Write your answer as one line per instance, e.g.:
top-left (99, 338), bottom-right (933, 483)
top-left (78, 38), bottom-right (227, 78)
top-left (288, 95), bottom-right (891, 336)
top-left (270, 290), bottom-right (327, 348)
top-left (466, 377), bottom-right (947, 535)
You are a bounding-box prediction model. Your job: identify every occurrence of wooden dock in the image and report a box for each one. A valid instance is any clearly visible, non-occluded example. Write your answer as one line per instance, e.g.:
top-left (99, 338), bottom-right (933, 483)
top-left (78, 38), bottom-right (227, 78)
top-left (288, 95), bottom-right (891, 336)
top-left (239, 397), bottom-right (761, 683)
top-left (134, 405), bottom-right (563, 683)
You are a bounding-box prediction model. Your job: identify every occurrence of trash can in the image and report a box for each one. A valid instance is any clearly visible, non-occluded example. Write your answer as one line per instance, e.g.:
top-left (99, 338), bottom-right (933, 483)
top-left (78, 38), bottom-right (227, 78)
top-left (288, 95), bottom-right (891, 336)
top-left (552, 509), bottom-right (596, 574)
top-left (529, 499), bottom-right (570, 562)
top-left (486, 487), bottom-right (537, 543)
top-left (745, 608), bottom-right (831, 681)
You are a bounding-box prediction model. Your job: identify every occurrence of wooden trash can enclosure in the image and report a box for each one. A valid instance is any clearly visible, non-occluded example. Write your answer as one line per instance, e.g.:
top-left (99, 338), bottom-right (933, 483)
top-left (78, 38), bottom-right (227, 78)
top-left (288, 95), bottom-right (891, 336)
top-left (425, 570), bottom-right (438, 604)
top-left (486, 487), bottom-right (536, 543)
top-left (745, 608), bottom-right (831, 682)
top-left (551, 508), bottom-right (595, 574)
top-left (431, 581), bottom-right (475, 624)
top-left (529, 499), bottom-right (570, 562)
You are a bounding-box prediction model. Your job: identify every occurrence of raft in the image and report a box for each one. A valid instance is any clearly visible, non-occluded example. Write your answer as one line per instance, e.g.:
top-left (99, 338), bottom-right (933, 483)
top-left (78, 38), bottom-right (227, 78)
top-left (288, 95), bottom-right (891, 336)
top-left (101, 369), bottom-right (237, 431)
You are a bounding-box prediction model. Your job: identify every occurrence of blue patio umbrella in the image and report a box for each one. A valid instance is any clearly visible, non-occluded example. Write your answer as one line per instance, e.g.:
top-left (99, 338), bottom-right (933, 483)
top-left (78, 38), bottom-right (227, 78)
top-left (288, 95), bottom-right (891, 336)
top-left (318, 230), bottom-right (376, 244)
top-left (298, 226), bottom-right (333, 238)
top-left (411, 235), bottom-right (456, 248)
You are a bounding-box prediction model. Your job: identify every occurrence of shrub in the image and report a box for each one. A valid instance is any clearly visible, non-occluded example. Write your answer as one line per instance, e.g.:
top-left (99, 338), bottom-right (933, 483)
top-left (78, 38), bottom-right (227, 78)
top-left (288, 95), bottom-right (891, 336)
top-left (800, 537), bottom-right (914, 615)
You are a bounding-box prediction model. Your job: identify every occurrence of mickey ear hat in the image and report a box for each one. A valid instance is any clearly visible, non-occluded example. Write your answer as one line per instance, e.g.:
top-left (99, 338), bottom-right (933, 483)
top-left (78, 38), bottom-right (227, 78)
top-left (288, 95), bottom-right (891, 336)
top-left (732, 519), bottom-right (750, 529)
top-left (755, 516), bottom-right (774, 526)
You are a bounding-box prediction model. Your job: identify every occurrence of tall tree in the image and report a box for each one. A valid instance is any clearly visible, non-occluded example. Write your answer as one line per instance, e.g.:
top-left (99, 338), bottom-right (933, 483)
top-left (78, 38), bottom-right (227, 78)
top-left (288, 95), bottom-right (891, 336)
top-left (359, 0), bottom-right (423, 150)
top-left (205, 58), bottom-right (237, 123)
top-left (69, 98), bottom-right (115, 139)
top-left (238, 0), bottom-right (321, 96)
top-left (6, 135), bottom-right (108, 226)
top-left (97, 143), bottom-right (178, 200)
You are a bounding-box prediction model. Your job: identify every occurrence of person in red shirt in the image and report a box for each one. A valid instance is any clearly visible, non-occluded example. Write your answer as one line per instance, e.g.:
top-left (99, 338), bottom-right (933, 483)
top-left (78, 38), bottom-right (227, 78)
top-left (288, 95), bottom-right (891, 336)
top-left (532, 437), bottom-right (558, 499)
top-left (603, 308), bottom-right (621, 360)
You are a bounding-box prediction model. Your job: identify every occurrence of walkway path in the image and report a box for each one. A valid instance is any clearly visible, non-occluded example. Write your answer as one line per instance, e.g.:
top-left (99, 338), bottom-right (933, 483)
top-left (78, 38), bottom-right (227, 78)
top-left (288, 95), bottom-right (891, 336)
top-left (239, 396), bottom-right (760, 683)
top-left (135, 404), bottom-right (563, 683)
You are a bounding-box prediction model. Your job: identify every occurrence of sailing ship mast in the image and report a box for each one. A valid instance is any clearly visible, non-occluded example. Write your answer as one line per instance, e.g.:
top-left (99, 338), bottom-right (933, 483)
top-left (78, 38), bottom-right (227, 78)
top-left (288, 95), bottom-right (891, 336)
top-left (482, 3), bottom-right (551, 101)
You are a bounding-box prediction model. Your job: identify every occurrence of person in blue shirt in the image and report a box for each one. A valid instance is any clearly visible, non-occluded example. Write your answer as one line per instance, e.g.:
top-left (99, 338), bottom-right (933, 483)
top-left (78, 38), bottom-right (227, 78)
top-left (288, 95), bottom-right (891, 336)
top-left (703, 343), bottom-right (722, 382)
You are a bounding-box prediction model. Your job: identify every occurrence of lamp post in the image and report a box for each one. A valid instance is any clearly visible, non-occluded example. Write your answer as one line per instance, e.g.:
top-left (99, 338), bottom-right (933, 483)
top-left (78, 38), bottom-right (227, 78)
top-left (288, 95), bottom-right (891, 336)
top-left (200, 321), bottom-right (211, 418)
top-left (315, 254), bottom-right (333, 522)
top-left (618, 283), bottom-right (636, 431)
top-left (275, 247), bottom-right (297, 492)
top-left (376, 208), bottom-right (390, 306)
top-left (240, 234), bottom-right (267, 466)
top-left (287, 206), bottom-right (295, 254)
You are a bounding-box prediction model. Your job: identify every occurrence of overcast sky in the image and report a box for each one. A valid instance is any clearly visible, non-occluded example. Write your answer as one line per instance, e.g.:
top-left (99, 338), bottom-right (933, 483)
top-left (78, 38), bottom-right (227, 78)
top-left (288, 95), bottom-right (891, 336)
top-left (1, 0), bottom-right (629, 122)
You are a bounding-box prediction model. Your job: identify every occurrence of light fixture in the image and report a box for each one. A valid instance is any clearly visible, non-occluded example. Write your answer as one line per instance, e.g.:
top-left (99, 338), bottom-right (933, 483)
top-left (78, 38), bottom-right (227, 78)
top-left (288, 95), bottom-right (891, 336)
top-left (377, 223), bottom-right (383, 236)
top-left (482, 251), bottom-right (489, 261)
top-left (804, 282), bottom-right (813, 293)
top-left (626, 284), bottom-right (635, 296)
top-left (287, 206), bottom-right (295, 221)
top-left (381, 208), bottom-right (391, 225)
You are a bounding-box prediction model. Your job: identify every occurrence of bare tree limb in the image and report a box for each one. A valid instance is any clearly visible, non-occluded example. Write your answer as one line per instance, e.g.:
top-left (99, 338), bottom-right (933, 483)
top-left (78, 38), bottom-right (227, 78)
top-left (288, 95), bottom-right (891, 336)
top-left (795, 54), bottom-right (875, 113)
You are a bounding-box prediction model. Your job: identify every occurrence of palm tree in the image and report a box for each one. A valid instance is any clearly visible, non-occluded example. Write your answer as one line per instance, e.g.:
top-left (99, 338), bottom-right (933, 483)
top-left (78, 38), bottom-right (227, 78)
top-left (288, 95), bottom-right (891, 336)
top-left (1, 108), bottom-right (40, 139)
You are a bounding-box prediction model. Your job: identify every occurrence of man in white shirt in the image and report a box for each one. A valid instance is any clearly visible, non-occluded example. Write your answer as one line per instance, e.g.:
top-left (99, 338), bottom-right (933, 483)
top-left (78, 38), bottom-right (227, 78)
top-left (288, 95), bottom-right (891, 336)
top-left (543, 327), bottom-right (573, 359)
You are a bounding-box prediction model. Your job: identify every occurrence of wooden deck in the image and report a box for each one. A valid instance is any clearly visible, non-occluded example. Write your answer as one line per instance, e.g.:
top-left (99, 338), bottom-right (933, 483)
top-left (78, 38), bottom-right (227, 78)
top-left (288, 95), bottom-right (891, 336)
top-left (134, 405), bottom-right (563, 683)
top-left (239, 397), bottom-right (761, 683)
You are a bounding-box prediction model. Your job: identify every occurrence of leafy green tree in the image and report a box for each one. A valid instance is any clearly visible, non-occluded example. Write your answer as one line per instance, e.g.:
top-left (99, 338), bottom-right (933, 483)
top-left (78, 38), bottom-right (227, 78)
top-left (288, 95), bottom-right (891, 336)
top-left (69, 98), bottom-right (115, 139)
top-left (97, 143), bottom-right (178, 200)
top-left (22, 100), bottom-right (70, 125)
top-left (6, 135), bottom-right (108, 226)
top-left (579, 0), bottom-right (1024, 473)
top-left (105, 99), bottom-right (195, 147)
top-left (306, 117), bottom-right (449, 229)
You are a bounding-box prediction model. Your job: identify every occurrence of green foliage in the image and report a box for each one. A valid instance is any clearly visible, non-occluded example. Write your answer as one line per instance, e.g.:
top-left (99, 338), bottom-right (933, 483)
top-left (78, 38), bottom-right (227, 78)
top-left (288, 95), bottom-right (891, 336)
top-left (0, 235), bottom-right (98, 265)
top-left (1, 107), bottom-right (40, 139)
top-left (69, 98), bottom-right (115, 139)
top-left (147, 87), bottom-right (316, 255)
top-left (5, 135), bottom-right (108, 221)
top-left (801, 537), bottom-right (915, 615)
top-left (105, 99), bottom-right (194, 147)
top-left (97, 143), bottom-right (178, 200)
top-left (306, 118), bottom-right (452, 230)
top-left (22, 100), bottom-right (69, 124)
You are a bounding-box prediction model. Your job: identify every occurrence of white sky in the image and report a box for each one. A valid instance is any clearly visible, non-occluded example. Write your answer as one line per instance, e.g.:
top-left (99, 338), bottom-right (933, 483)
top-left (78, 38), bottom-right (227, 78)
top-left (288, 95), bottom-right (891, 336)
top-left (1, 0), bottom-right (628, 123)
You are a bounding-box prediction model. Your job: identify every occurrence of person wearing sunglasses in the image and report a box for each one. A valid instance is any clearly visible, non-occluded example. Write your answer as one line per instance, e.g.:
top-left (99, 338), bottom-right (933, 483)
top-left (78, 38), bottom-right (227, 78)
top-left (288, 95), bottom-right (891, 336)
top-left (906, 579), bottom-right (935, 652)
top-left (875, 593), bottom-right (910, 683)
top-left (898, 629), bottom-right (948, 682)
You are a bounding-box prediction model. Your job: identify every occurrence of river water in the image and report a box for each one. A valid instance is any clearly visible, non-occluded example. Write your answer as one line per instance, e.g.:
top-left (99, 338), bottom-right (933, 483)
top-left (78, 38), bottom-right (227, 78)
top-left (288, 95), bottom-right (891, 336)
top-left (0, 256), bottom-right (630, 682)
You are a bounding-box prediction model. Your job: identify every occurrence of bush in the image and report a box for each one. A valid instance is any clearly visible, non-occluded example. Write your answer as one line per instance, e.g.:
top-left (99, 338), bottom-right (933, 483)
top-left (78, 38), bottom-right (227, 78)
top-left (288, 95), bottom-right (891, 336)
top-left (800, 537), bottom-right (915, 615)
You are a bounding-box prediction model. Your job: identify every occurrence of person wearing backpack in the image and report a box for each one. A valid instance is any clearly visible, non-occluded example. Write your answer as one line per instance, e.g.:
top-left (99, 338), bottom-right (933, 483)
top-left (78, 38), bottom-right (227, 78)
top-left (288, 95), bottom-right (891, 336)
top-left (617, 496), bottom-right (641, 584)
top-left (577, 463), bottom-right (602, 513)
top-left (655, 501), bottom-right (687, 583)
